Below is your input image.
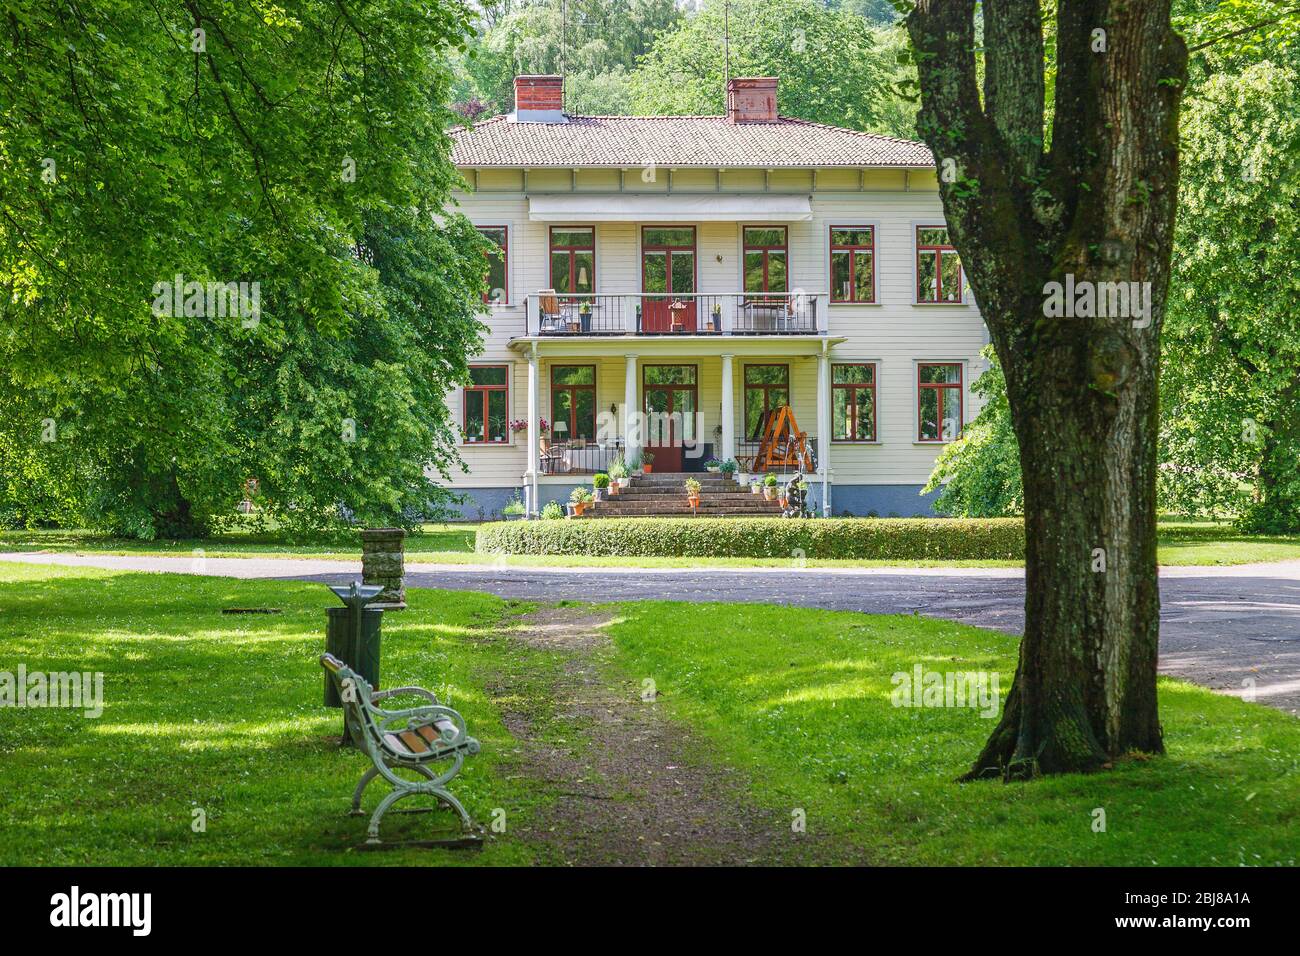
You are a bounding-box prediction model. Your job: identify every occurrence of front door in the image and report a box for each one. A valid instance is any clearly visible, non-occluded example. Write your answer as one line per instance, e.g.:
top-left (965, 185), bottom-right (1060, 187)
top-left (643, 364), bottom-right (697, 472)
top-left (641, 227), bottom-right (697, 333)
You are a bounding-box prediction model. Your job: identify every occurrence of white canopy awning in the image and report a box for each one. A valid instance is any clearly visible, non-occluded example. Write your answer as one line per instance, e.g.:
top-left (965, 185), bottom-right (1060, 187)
top-left (527, 194), bottom-right (812, 222)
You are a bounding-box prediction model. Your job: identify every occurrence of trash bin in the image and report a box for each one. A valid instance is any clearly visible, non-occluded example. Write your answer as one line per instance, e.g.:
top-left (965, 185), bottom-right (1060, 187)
top-left (323, 581), bottom-right (386, 723)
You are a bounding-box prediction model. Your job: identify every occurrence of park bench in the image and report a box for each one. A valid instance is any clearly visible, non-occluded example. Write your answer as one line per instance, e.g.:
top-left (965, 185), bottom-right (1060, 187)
top-left (320, 653), bottom-right (481, 847)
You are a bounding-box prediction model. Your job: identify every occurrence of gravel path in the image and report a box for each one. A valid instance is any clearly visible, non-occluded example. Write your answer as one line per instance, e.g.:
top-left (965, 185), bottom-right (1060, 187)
top-left (4, 552), bottom-right (1298, 715)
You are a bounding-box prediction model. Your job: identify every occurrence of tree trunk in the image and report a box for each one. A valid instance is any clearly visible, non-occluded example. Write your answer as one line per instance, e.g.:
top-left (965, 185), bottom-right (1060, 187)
top-left (907, 1), bottom-right (1186, 778)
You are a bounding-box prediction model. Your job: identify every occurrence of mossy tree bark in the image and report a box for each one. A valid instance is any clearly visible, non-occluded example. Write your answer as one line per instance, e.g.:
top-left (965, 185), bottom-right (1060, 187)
top-left (906, 1), bottom-right (1186, 778)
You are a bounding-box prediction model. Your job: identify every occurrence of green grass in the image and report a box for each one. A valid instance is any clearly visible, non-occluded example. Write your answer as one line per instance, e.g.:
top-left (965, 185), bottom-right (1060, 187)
top-left (3, 520), bottom-right (1298, 567)
top-left (604, 601), bottom-right (1300, 865)
top-left (0, 562), bottom-right (565, 865)
top-left (4, 563), bottom-right (1299, 866)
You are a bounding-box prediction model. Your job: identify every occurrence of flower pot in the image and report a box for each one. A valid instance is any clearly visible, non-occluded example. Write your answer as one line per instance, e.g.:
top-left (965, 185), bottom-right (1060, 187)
top-left (751, 486), bottom-right (761, 495)
top-left (706, 467), bottom-right (720, 473)
top-left (763, 488), bottom-right (775, 500)
top-left (609, 484), bottom-right (620, 496)
top-left (687, 494), bottom-right (700, 508)
top-left (618, 477), bottom-right (631, 488)
top-left (592, 489), bottom-right (603, 502)
top-left (643, 464), bottom-right (653, 473)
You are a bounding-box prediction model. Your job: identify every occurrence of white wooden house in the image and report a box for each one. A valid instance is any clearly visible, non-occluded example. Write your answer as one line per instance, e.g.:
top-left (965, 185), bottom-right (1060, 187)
top-left (445, 75), bottom-right (988, 518)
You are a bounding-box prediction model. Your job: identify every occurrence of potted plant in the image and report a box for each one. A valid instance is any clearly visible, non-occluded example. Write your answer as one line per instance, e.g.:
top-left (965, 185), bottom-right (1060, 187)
top-left (592, 472), bottom-right (610, 501)
top-left (750, 479), bottom-right (762, 495)
top-left (704, 457), bottom-right (721, 473)
top-left (502, 495), bottom-right (526, 520)
top-left (641, 450), bottom-right (655, 474)
top-left (710, 302), bottom-right (722, 332)
top-left (763, 473), bottom-right (779, 500)
top-left (684, 477), bottom-right (701, 510)
top-left (569, 486), bottom-right (592, 516)
top-left (579, 299), bottom-right (592, 332)
top-left (627, 452), bottom-right (642, 477)
top-left (608, 457), bottom-right (629, 494)
top-left (720, 459), bottom-right (737, 480)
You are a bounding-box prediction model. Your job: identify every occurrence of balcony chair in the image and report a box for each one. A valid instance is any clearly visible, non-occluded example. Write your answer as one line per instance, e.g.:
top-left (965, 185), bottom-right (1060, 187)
top-left (538, 290), bottom-right (564, 333)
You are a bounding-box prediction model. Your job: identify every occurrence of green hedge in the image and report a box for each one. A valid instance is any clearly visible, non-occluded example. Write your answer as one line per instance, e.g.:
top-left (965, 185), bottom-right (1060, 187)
top-left (475, 517), bottom-right (1024, 561)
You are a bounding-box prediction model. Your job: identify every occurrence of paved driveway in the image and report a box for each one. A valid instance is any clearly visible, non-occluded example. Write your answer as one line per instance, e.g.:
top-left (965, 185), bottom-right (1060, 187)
top-left (3, 553), bottom-right (1298, 715)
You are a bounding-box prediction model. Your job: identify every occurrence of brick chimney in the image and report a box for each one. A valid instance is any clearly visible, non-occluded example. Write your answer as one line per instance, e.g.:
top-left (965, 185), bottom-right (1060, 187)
top-left (726, 77), bottom-right (779, 124)
top-left (512, 75), bottom-right (567, 123)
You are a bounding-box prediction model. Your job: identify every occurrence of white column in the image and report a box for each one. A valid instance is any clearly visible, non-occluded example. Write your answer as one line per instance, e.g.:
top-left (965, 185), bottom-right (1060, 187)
top-left (526, 345), bottom-right (540, 516)
top-left (816, 345), bottom-right (831, 516)
top-left (623, 353), bottom-right (639, 463)
top-left (719, 353), bottom-right (736, 466)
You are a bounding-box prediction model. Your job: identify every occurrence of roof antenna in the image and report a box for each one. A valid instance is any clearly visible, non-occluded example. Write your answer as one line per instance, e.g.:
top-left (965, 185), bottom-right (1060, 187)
top-left (723, 0), bottom-right (731, 89)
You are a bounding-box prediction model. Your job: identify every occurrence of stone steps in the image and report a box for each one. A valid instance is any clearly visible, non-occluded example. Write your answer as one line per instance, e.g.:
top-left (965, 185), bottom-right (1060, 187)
top-left (581, 470), bottom-right (786, 517)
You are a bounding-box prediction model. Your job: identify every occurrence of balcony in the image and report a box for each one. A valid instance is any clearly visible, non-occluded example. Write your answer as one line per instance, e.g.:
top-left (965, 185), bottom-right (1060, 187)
top-left (525, 292), bottom-right (824, 337)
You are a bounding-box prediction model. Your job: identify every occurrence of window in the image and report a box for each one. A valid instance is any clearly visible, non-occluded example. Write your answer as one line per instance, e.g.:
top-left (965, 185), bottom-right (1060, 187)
top-left (917, 363), bottom-right (962, 442)
top-left (477, 226), bottom-right (508, 304)
top-left (743, 227), bottom-right (788, 297)
top-left (744, 364), bottom-right (789, 440)
top-left (916, 226), bottom-right (963, 303)
top-left (830, 227), bottom-right (875, 303)
top-left (550, 227), bottom-right (595, 299)
top-left (463, 365), bottom-right (509, 444)
top-left (833, 364), bottom-right (876, 442)
top-left (550, 365), bottom-right (596, 442)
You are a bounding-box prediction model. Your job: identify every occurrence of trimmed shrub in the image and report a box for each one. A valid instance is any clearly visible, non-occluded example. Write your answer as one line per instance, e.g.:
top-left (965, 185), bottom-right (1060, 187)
top-left (476, 517), bottom-right (1024, 561)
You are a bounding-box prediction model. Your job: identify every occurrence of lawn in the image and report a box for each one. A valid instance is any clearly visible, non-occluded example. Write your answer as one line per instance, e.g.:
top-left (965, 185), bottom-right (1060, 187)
top-left (3, 561), bottom-right (1298, 866)
top-left (3, 519), bottom-right (1299, 567)
top-left (0, 562), bottom-right (561, 865)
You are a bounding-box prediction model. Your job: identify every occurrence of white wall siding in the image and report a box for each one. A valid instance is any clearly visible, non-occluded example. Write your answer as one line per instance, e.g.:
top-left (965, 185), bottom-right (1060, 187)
top-left (449, 166), bottom-right (987, 494)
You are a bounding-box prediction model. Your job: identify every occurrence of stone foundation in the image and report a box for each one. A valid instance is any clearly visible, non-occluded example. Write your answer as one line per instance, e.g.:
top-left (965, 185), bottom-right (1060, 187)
top-left (360, 527), bottom-right (406, 609)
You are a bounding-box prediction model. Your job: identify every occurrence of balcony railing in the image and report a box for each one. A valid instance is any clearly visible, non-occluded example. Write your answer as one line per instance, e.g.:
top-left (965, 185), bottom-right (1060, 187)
top-left (538, 439), bottom-right (626, 475)
top-left (526, 292), bottom-right (824, 336)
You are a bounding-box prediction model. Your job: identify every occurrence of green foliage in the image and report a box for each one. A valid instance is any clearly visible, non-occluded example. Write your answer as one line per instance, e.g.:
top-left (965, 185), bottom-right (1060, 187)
top-left (455, 0), bottom-right (680, 114)
top-left (541, 501), bottom-right (565, 520)
top-left (592, 473), bottom-right (611, 489)
top-left (0, 0), bottom-right (488, 538)
top-left (1161, 57), bottom-right (1300, 530)
top-left (477, 516), bottom-right (1025, 560)
top-left (923, 349), bottom-right (1023, 518)
top-left (627, 0), bottom-right (909, 135)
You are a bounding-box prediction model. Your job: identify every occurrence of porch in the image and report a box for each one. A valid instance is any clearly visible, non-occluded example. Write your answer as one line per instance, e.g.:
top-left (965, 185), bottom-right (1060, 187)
top-left (509, 337), bottom-right (841, 516)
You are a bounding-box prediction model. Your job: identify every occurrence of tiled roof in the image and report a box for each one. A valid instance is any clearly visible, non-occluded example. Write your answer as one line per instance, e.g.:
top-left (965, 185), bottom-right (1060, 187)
top-left (450, 114), bottom-right (934, 169)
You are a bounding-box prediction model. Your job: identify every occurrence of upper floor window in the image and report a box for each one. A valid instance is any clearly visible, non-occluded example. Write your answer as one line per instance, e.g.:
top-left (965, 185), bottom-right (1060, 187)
top-left (477, 226), bottom-right (508, 305)
top-left (743, 226), bottom-right (788, 296)
top-left (550, 227), bottom-right (595, 298)
top-left (916, 226), bottom-right (963, 303)
top-left (917, 363), bottom-right (962, 442)
top-left (463, 365), bottom-right (509, 444)
top-left (832, 364), bottom-right (876, 441)
top-left (830, 227), bottom-right (875, 303)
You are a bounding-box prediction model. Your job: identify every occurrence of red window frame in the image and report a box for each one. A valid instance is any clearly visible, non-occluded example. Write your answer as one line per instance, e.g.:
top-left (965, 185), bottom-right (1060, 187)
top-left (742, 225), bottom-right (789, 300)
top-left (550, 364), bottom-right (597, 441)
top-left (477, 226), bottom-right (508, 305)
top-left (549, 226), bottom-right (595, 297)
top-left (915, 226), bottom-right (963, 303)
top-left (916, 363), bottom-right (963, 443)
top-left (832, 363), bottom-right (877, 442)
top-left (829, 226), bottom-right (876, 303)
top-left (463, 364), bottom-right (509, 445)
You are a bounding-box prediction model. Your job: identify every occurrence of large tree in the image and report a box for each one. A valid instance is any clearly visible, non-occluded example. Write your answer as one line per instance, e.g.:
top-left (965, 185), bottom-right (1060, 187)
top-left (905, 1), bottom-right (1186, 777)
top-left (628, 0), bottom-right (897, 133)
top-left (0, 1), bottom-right (489, 538)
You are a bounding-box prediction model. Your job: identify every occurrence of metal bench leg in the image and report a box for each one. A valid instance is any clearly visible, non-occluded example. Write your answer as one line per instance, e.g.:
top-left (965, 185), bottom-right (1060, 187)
top-left (350, 766), bottom-right (379, 815)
